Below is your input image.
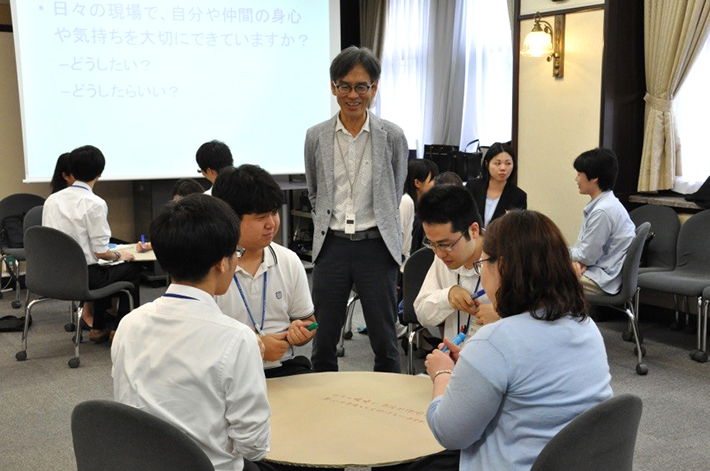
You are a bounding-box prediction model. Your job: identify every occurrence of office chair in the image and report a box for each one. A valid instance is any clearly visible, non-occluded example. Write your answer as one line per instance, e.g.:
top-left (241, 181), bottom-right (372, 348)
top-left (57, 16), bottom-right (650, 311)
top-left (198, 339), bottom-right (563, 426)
top-left (402, 247), bottom-right (435, 374)
top-left (72, 400), bottom-right (214, 471)
top-left (337, 288), bottom-right (360, 357)
top-left (0, 193), bottom-right (45, 309)
top-left (16, 226), bottom-right (134, 368)
top-left (585, 223), bottom-right (650, 375)
top-left (629, 204), bottom-right (690, 333)
top-left (638, 209), bottom-right (710, 363)
top-left (531, 394), bottom-right (643, 471)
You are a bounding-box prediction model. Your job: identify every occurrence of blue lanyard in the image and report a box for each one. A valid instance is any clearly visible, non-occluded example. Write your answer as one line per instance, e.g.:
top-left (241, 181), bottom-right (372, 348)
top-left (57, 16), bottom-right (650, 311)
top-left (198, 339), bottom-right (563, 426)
top-left (234, 271), bottom-right (267, 335)
top-left (457, 275), bottom-right (481, 335)
top-left (163, 293), bottom-right (198, 301)
top-left (70, 184), bottom-right (90, 191)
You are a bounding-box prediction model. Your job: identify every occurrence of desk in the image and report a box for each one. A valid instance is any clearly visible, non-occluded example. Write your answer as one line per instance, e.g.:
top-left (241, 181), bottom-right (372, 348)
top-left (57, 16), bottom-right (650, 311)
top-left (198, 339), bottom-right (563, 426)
top-left (265, 372), bottom-right (443, 468)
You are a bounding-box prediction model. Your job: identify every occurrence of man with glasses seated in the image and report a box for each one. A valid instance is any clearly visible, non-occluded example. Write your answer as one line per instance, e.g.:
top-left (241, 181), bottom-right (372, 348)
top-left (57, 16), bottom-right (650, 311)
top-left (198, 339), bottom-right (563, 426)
top-left (414, 185), bottom-right (499, 343)
top-left (195, 139), bottom-right (234, 195)
top-left (304, 46), bottom-right (408, 373)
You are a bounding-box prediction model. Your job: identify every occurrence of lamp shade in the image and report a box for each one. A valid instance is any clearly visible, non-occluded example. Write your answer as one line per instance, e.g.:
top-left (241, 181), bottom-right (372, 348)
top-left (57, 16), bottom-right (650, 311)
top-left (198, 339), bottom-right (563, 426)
top-left (521, 30), bottom-right (553, 57)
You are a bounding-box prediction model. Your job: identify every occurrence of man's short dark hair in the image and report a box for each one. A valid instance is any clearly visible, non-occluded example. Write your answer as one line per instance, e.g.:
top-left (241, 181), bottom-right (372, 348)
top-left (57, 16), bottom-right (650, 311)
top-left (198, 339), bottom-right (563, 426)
top-left (417, 184), bottom-right (483, 239)
top-left (573, 148), bottom-right (619, 191)
top-left (212, 164), bottom-right (283, 218)
top-left (172, 178), bottom-right (204, 198)
top-left (196, 140), bottom-right (234, 173)
top-left (150, 194), bottom-right (240, 283)
top-left (69, 145), bottom-right (105, 182)
top-left (330, 46), bottom-right (381, 83)
top-left (434, 171), bottom-right (463, 187)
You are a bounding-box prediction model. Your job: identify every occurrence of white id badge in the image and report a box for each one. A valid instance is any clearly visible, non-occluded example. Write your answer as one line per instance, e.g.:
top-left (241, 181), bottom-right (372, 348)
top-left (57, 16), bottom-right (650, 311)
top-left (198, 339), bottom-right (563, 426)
top-left (345, 212), bottom-right (356, 234)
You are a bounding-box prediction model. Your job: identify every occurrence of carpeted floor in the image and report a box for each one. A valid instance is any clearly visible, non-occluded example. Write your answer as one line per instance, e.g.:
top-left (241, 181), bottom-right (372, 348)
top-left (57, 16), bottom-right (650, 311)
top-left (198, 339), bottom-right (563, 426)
top-left (0, 282), bottom-right (708, 470)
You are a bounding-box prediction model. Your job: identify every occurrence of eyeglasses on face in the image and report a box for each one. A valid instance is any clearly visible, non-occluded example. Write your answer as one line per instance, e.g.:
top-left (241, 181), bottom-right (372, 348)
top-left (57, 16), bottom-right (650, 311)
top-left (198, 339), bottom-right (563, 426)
top-left (472, 258), bottom-right (491, 276)
top-left (332, 81), bottom-right (375, 96)
top-left (422, 233), bottom-right (465, 253)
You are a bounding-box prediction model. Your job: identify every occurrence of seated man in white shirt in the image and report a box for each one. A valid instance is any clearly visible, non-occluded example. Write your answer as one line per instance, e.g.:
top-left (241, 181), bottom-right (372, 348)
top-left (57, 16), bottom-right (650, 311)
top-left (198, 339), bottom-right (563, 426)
top-left (112, 194), bottom-right (271, 471)
top-left (570, 148), bottom-right (635, 295)
top-left (196, 140), bottom-right (234, 195)
top-left (414, 185), bottom-right (499, 342)
top-left (213, 164), bottom-right (317, 378)
top-left (42, 145), bottom-right (141, 343)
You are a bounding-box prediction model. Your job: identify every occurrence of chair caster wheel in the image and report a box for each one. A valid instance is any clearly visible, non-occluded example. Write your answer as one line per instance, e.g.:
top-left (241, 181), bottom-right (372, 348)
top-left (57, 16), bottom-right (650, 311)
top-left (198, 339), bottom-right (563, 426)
top-left (16, 350), bottom-right (27, 361)
top-left (68, 357), bottom-right (80, 368)
top-left (11, 300), bottom-right (21, 309)
top-left (690, 350), bottom-right (708, 363)
top-left (343, 331), bottom-right (353, 340)
top-left (635, 363), bottom-right (648, 375)
top-left (670, 321), bottom-right (685, 331)
top-left (64, 323), bottom-right (76, 332)
top-left (336, 347), bottom-right (344, 357)
top-left (634, 346), bottom-right (646, 357)
top-left (621, 331), bottom-right (633, 342)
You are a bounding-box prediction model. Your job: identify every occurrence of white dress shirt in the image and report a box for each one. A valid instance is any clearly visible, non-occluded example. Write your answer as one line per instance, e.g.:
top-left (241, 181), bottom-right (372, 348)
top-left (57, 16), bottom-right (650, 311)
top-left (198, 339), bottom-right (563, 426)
top-left (42, 181), bottom-right (110, 264)
top-left (330, 111), bottom-right (377, 231)
top-left (216, 243), bottom-right (314, 370)
top-left (414, 256), bottom-right (491, 341)
top-left (111, 284), bottom-right (271, 471)
top-left (399, 193), bottom-right (415, 261)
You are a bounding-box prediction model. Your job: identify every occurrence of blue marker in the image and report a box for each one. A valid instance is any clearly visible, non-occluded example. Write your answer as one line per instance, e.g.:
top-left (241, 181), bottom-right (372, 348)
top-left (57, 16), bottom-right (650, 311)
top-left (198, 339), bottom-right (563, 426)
top-left (441, 332), bottom-right (466, 353)
top-left (140, 234), bottom-right (146, 252)
top-left (471, 289), bottom-right (486, 300)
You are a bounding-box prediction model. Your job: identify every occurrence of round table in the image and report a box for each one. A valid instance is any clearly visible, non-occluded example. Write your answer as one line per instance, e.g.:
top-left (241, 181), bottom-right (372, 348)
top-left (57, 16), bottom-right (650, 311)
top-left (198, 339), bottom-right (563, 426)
top-left (265, 371), bottom-right (444, 468)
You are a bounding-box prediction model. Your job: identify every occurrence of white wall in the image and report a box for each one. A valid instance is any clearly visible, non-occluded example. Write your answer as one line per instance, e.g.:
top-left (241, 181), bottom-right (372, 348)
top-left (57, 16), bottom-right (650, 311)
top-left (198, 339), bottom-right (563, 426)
top-left (517, 9), bottom-right (604, 244)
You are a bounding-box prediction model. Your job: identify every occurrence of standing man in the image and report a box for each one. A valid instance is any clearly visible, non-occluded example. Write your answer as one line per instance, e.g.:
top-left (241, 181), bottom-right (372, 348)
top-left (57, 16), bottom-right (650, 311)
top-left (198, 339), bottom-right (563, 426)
top-left (570, 148), bottom-right (635, 295)
top-left (305, 46), bottom-right (408, 372)
top-left (196, 139), bottom-right (234, 195)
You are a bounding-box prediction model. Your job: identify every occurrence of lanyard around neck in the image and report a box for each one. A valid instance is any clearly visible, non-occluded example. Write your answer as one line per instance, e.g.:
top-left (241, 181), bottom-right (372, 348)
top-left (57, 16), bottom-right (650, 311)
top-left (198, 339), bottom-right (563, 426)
top-left (234, 271), bottom-right (267, 335)
top-left (70, 184), bottom-right (90, 191)
top-left (163, 293), bottom-right (198, 301)
top-left (457, 274), bottom-right (481, 335)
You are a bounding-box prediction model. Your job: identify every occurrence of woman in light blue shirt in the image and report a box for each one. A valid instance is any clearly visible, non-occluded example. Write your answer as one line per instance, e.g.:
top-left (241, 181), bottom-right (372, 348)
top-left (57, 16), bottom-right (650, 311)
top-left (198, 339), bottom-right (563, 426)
top-left (425, 210), bottom-right (612, 471)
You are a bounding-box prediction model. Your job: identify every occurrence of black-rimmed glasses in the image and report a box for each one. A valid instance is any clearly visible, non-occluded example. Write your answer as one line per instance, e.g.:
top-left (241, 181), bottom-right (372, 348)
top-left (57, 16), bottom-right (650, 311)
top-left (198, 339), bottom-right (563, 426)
top-left (332, 81), bottom-right (375, 96)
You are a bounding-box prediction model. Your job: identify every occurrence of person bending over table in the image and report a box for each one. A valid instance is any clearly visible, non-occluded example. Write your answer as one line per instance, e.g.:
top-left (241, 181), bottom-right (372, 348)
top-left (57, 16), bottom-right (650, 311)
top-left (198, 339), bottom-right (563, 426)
top-left (196, 139), bottom-right (234, 195)
top-left (213, 164), bottom-right (317, 378)
top-left (425, 210), bottom-right (612, 471)
top-left (465, 141), bottom-right (527, 228)
top-left (112, 195), bottom-right (271, 471)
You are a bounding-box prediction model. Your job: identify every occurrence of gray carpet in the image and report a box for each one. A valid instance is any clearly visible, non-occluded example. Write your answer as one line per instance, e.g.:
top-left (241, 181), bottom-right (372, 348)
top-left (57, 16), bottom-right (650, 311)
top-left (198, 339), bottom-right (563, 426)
top-left (1, 283), bottom-right (709, 470)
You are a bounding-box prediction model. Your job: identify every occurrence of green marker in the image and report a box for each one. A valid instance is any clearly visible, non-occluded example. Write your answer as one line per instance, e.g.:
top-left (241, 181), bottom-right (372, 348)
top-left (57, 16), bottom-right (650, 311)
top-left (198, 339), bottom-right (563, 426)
top-left (306, 322), bottom-right (319, 332)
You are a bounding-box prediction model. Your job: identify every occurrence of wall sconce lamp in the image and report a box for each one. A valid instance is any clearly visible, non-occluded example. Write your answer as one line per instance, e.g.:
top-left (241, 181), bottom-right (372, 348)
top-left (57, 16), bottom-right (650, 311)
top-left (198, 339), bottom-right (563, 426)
top-left (521, 12), bottom-right (565, 78)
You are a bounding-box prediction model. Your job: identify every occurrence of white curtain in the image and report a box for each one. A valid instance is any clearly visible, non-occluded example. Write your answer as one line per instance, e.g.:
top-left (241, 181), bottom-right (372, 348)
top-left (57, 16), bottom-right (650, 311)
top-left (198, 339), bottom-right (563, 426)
top-left (459, 0), bottom-right (513, 149)
top-left (673, 34), bottom-right (710, 193)
top-left (377, 0), bottom-right (513, 157)
top-left (638, 0), bottom-right (710, 192)
top-left (377, 0), bottom-right (431, 156)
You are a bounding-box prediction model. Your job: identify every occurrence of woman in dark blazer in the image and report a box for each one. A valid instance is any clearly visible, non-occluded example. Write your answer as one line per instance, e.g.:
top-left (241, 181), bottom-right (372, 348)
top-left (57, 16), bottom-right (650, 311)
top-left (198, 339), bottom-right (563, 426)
top-left (466, 142), bottom-right (527, 228)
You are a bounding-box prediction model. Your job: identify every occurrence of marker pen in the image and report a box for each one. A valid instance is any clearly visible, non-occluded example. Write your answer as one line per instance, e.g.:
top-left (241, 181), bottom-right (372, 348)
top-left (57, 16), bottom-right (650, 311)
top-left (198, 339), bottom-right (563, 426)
top-left (306, 322), bottom-right (319, 332)
top-left (441, 332), bottom-right (466, 353)
top-left (139, 234), bottom-right (146, 252)
top-left (471, 289), bottom-right (486, 300)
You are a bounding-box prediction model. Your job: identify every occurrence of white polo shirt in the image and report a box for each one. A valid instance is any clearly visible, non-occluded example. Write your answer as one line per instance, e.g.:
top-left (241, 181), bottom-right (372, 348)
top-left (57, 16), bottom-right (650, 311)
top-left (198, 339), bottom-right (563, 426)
top-left (111, 284), bottom-right (271, 471)
top-left (414, 256), bottom-right (491, 341)
top-left (216, 243), bottom-right (314, 370)
top-left (42, 181), bottom-right (111, 265)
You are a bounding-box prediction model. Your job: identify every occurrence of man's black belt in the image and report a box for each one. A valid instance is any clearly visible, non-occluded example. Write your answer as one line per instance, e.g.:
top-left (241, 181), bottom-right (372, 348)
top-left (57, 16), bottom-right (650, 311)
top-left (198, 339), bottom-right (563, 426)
top-left (329, 227), bottom-right (381, 241)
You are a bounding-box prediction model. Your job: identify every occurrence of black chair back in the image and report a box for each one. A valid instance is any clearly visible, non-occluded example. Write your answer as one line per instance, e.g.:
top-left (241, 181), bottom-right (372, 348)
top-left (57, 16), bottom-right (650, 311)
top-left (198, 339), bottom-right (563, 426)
top-left (629, 204), bottom-right (679, 271)
top-left (23, 226), bottom-right (91, 301)
top-left (0, 193), bottom-right (45, 253)
top-left (23, 205), bottom-right (43, 232)
top-left (402, 248), bottom-right (435, 325)
top-left (618, 222), bottom-right (651, 302)
top-left (531, 394), bottom-right (643, 471)
top-left (674, 209), bottom-right (710, 271)
top-left (72, 400), bottom-right (214, 471)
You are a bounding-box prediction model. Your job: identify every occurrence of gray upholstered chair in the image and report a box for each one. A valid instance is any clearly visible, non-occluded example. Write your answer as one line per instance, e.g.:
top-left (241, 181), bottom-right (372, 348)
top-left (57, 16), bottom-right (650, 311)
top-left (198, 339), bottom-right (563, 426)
top-left (16, 226), bottom-right (134, 368)
top-left (0, 193), bottom-right (45, 309)
top-left (22, 205), bottom-right (43, 232)
top-left (402, 247), bottom-right (435, 374)
top-left (629, 204), bottom-right (691, 332)
top-left (72, 400), bottom-right (214, 471)
top-left (531, 394), bottom-right (643, 471)
top-left (586, 223), bottom-right (650, 375)
top-left (629, 204), bottom-right (680, 274)
top-left (638, 209), bottom-right (710, 363)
